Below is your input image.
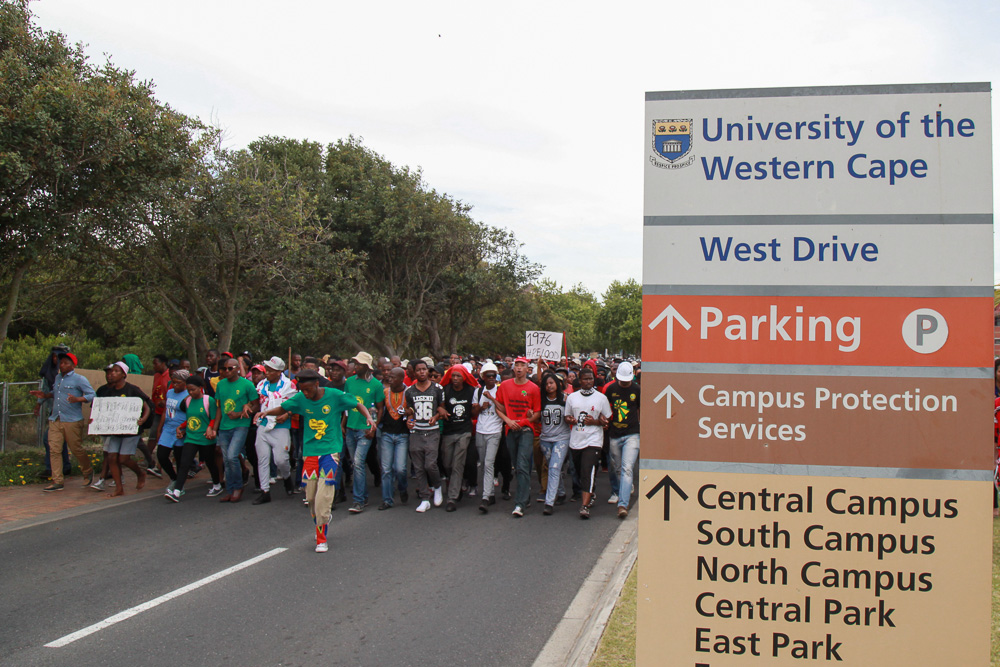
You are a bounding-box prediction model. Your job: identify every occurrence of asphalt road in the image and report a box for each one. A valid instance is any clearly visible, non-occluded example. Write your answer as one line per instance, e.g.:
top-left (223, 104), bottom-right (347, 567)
top-left (0, 470), bottom-right (629, 667)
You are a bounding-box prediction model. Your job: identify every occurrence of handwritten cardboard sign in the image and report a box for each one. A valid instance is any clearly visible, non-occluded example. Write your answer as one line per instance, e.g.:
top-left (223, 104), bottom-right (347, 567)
top-left (89, 397), bottom-right (143, 435)
top-left (525, 330), bottom-right (563, 362)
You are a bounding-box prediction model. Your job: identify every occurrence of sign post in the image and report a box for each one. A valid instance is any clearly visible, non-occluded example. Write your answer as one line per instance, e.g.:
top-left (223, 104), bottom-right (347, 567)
top-left (638, 83), bottom-right (993, 665)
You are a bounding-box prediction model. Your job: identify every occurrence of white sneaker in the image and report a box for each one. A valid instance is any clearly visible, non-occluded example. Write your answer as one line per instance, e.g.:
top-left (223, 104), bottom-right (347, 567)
top-left (315, 542), bottom-right (329, 553)
top-left (416, 500), bottom-right (431, 513)
top-left (512, 505), bottom-right (524, 517)
top-left (433, 487), bottom-right (443, 507)
top-left (89, 478), bottom-right (105, 491)
top-left (607, 494), bottom-right (619, 504)
top-left (206, 484), bottom-right (223, 497)
top-left (164, 488), bottom-right (181, 503)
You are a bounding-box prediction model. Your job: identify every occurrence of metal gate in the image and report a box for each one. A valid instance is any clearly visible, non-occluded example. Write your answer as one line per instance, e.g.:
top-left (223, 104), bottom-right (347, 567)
top-left (0, 380), bottom-right (45, 452)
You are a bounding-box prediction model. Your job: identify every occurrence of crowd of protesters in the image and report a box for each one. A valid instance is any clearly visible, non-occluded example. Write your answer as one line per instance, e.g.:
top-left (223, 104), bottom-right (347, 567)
top-left (32, 346), bottom-right (640, 553)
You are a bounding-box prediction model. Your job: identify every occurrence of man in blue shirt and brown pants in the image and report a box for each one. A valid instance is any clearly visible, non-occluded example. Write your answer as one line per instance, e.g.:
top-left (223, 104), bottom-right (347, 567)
top-left (30, 352), bottom-right (96, 491)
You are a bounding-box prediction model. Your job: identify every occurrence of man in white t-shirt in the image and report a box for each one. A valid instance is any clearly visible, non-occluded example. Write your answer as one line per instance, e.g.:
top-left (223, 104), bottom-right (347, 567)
top-left (564, 367), bottom-right (611, 519)
top-left (473, 362), bottom-right (504, 513)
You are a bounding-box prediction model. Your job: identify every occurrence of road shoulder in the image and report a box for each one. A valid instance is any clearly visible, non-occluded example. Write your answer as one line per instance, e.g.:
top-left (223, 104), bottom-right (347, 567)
top-left (532, 512), bottom-right (638, 667)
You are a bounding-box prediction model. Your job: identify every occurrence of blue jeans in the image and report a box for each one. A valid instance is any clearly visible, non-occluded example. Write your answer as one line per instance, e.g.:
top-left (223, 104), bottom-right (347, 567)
top-left (217, 426), bottom-right (249, 492)
top-left (344, 428), bottom-right (373, 504)
top-left (379, 432), bottom-right (409, 505)
top-left (505, 429), bottom-right (534, 508)
top-left (538, 439), bottom-right (568, 506)
top-left (609, 433), bottom-right (639, 508)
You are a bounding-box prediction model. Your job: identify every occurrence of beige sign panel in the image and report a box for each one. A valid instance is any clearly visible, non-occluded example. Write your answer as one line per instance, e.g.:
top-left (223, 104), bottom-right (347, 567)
top-left (637, 470), bottom-right (991, 665)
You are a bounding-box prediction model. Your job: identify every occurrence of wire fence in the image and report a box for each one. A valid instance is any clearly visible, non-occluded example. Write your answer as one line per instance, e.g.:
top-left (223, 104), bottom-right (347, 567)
top-left (0, 380), bottom-right (46, 453)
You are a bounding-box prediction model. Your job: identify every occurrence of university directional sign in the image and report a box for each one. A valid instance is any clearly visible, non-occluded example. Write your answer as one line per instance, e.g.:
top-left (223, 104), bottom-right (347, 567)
top-left (638, 83), bottom-right (993, 666)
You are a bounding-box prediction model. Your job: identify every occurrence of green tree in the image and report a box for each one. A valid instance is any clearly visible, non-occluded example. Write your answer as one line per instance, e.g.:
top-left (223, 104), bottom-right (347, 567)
top-left (114, 139), bottom-right (364, 362)
top-left (320, 137), bottom-right (537, 358)
top-left (532, 280), bottom-right (600, 353)
top-left (596, 278), bottom-right (642, 355)
top-left (0, 1), bottom-right (198, 350)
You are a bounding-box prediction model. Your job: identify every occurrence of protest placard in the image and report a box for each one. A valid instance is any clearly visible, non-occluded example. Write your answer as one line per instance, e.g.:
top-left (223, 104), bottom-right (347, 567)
top-left (88, 397), bottom-right (143, 435)
top-left (525, 330), bottom-right (563, 362)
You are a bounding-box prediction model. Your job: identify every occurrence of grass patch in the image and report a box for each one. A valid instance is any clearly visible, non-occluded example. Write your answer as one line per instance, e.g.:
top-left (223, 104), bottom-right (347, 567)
top-left (0, 446), bottom-right (49, 487)
top-left (591, 520), bottom-right (1000, 666)
top-left (590, 561), bottom-right (637, 667)
top-left (0, 443), bottom-right (103, 487)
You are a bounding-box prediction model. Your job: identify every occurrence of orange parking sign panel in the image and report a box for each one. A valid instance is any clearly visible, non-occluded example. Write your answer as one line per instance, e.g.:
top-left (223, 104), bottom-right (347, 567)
top-left (642, 294), bottom-right (992, 368)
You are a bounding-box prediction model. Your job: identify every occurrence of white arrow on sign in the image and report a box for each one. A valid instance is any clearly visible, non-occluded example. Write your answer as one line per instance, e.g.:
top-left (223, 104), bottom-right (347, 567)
top-left (653, 385), bottom-right (684, 419)
top-left (647, 305), bottom-right (691, 352)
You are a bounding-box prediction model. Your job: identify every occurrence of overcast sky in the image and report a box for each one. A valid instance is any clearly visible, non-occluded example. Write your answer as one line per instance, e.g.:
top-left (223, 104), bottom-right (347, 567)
top-left (32, 0), bottom-right (1000, 298)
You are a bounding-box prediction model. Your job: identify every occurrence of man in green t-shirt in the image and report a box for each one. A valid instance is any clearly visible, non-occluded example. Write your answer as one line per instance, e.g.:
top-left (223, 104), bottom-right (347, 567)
top-left (214, 358), bottom-right (260, 503)
top-left (263, 369), bottom-right (376, 553)
top-left (342, 351), bottom-right (385, 513)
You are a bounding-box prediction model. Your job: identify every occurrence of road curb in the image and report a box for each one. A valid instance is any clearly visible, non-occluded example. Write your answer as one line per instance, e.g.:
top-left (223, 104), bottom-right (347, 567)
top-left (532, 513), bottom-right (638, 667)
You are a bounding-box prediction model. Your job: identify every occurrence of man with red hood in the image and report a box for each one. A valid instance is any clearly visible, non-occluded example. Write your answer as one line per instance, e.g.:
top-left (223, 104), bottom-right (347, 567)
top-left (581, 359), bottom-right (604, 390)
top-left (436, 363), bottom-right (478, 511)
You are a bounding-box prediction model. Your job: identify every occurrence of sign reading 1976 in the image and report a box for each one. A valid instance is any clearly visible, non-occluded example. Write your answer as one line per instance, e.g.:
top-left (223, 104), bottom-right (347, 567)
top-left (638, 83), bottom-right (993, 666)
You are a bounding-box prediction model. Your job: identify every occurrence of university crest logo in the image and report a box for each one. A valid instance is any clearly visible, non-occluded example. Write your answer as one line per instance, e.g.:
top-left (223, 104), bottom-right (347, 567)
top-left (651, 118), bottom-right (695, 170)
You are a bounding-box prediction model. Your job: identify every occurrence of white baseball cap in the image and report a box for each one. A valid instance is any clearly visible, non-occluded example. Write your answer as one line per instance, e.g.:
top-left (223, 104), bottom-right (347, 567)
top-left (263, 356), bottom-right (286, 372)
top-left (616, 361), bottom-right (634, 382)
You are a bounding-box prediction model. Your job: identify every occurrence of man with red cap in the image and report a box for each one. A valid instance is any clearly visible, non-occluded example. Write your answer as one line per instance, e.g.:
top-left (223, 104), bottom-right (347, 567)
top-left (495, 356), bottom-right (541, 517)
top-left (29, 352), bottom-right (96, 492)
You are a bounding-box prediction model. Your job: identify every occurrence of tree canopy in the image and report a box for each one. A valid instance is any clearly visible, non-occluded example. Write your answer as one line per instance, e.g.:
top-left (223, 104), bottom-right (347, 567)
top-left (0, 0), bottom-right (198, 349)
top-left (0, 3), bottom-right (641, 364)
top-left (595, 279), bottom-right (642, 355)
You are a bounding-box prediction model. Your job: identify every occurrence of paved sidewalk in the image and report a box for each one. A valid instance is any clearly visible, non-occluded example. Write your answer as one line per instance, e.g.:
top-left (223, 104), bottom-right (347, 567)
top-left (0, 471), bottom-right (177, 527)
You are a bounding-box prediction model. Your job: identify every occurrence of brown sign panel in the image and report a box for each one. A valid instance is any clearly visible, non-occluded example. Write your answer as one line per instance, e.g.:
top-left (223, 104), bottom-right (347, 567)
top-left (640, 372), bottom-right (992, 471)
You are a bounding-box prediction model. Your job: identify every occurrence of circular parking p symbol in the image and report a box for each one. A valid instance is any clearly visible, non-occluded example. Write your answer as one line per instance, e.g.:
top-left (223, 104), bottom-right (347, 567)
top-left (902, 308), bottom-right (948, 354)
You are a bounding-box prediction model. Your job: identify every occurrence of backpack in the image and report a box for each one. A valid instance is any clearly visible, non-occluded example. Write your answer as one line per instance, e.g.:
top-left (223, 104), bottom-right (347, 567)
top-left (184, 394), bottom-right (212, 415)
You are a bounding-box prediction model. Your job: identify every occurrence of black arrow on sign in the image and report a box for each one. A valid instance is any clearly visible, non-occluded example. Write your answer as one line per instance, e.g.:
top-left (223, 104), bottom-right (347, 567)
top-left (645, 474), bottom-right (688, 521)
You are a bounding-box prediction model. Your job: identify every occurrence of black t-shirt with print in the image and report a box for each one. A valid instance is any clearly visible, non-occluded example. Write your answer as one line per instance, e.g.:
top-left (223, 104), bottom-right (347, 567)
top-left (441, 384), bottom-right (475, 435)
top-left (603, 381), bottom-right (640, 436)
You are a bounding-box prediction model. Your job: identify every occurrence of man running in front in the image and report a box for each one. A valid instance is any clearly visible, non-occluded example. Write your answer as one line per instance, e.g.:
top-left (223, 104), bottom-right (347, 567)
top-left (261, 369), bottom-right (376, 553)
